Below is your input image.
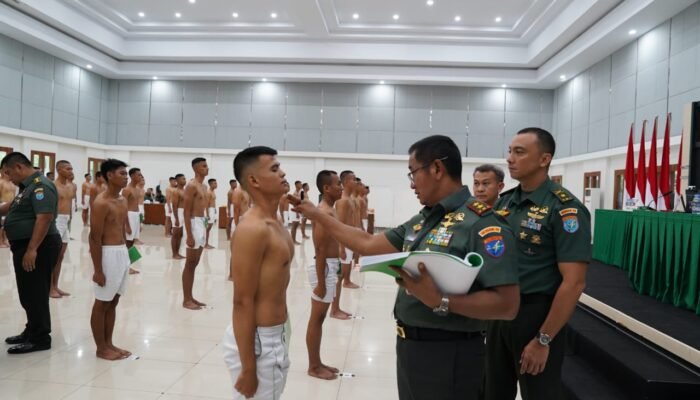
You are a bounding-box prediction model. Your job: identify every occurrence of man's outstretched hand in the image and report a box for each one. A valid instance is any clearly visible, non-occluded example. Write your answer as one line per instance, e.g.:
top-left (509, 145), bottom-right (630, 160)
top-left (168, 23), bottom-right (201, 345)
top-left (288, 195), bottom-right (320, 220)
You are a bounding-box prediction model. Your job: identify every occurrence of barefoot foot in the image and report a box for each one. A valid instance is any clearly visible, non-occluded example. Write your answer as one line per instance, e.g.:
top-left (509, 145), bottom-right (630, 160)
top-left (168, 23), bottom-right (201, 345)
top-left (49, 290), bottom-right (62, 299)
top-left (128, 268), bottom-right (140, 275)
top-left (205, 245), bottom-right (215, 249)
top-left (322, 364), bottom-right (340, 373)
top-left (173, 254), bottom-right (185, 260)
top-left (193, 299), bottom-right (207, 307)
top-left (57, 288), bottom-right (71, 296)
top-left (96, 348), bottom-right (128, 361)
top-left (330, 310), bottom-right (352, 320)
top-left (308, 366), bottom-right (338, 380)
top-left (343, 281), bottom-right (360, 289)
top-left (183, 301), bottom-right (202, 310)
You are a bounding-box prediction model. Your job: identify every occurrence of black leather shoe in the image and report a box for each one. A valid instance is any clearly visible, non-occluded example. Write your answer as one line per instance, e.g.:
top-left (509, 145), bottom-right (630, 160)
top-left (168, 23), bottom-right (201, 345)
top-left (7, 342), bottom-right (51, 354)
top-left (4, 334), bottom-right (27, 345)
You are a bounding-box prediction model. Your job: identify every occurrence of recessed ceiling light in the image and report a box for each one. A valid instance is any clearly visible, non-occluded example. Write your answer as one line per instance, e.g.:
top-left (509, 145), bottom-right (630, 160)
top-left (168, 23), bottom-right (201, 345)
top-left (560, 74), bottom-right (567, 81)
top-left (454, 16), bottom-right (461, 22)
top-left (138, 12), bottom-right (145, 18)
top-left (188, 0), bottom-right (196, 3)
top-left (86, 64), bottom-right (93, 69)
top-left (393, 14), bottom-right (400, 20)
top-left (232, 12), bottom-right (239, 18)
top-left (152, 76), bottom-right (158, 80)
top-left (175, 12), bottom-right (181, 18)
top-left (628, 29), bottom-right (637, 35)
top-left (501, 84), bottom-right (507, 88)
top-left (352, 13), bottom-right (359, 20)
top-left (380, 80), bottom-right (385, 84)
top-left (262, 78), bottom-right (267, 82)
top-left (270, 12), bottom-right (278, 19)
top-left (426, 0), bottom-right (434, 6)
top-left (495, 16), bottom-right (502, 23)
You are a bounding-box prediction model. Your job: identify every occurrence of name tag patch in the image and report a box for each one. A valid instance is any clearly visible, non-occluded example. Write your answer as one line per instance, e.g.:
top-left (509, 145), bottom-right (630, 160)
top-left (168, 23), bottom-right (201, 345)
top-left (478, 226), bottom-right (502, 237)
top-left (559, 208), bottom-right (578, 217)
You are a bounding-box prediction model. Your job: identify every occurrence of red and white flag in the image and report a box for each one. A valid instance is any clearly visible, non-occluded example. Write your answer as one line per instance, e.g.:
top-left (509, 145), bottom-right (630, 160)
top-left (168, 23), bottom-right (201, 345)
top-left (674, 133), bottom-right (684, 211)
top-left (623, 123), bottom-right (636, 210)
top-left (658, 113), bottom-right (672, 211)
top-left (646, 117), bottom-right (659, 210)
top-left (636, 121), bottom-right (647, 207)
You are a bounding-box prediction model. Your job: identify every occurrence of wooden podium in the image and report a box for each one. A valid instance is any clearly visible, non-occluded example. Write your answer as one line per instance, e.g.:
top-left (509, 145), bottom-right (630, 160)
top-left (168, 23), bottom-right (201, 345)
top-left (143, 203), bottom-right (165, 225)
top-left (219, 206), bottom-right (228, 229)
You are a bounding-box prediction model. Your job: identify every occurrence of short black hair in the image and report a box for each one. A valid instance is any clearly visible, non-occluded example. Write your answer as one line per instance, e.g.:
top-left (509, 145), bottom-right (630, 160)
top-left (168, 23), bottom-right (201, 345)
top-left (340, 170), bottom-right (354, 184)
top-left (294, 180), bottom-right (301, 185)
top-left (408, 135), bottom-right (462, 181)
top-left (0, 152), bottom-right (32, 168)
top-left (46, 171), bottom-right (54, 177)
top-left (128, 167), bottom-right (141, 177)
top-left (233, 146), bottom-right (278, 187)
top-left (56, 160), bottom-right (70, 169)
top-left (100, 158), bottom-right (128, 183)
top-left (208, 178), bottom-right (216, 184)
top-left (84, 173), bottom-right (90, 178)
top-left (95, 171), bottom-right (103, 178)
top-left (517, 127), bottom-right (556, 158)
top-left (316, 170), bottom-right (337, 193)
top-left (192, 157), bottom-right (206, 167)
top-left (302, 182), bottom-right (309, 188)
top-left (473, 164), bottom-right (505, 182)
top-left (229, 179), bottom-right (237, 184)
top-left (356, 177), bottom-right (362, 182)
top-left (169, 176), bottom-right (175, 181)
top-left (175, 173), bottom-right (185, 179)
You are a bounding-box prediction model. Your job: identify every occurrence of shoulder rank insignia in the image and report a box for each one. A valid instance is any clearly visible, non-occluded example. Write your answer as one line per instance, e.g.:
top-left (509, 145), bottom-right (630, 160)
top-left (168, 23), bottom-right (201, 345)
top-left (33, 177), bottom-right (41, 184)
top-left (552, 189), bottom-right (573, 203)
top-left (467, 200), bottom-right (491, 216)
top-left (495, 209), bottom-right (510, 217)
top-left (413, 223), bottom-right (423, 232)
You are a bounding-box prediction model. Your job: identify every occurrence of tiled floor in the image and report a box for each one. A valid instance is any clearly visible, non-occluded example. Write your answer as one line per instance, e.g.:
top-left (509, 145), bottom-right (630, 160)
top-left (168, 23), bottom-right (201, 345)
top-left (0, 223), bottom-right (403, 400)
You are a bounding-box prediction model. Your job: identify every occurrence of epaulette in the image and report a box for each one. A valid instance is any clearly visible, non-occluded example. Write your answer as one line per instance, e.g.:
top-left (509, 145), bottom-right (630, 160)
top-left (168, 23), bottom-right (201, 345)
top-left (32, 177), bottom-right (42, 185)
top-left (467, 199), bottom-right (491, 216)
top-left (499, 187), bottom-right (516, 198)
top-left (551, 188), bottom-right (573, 203)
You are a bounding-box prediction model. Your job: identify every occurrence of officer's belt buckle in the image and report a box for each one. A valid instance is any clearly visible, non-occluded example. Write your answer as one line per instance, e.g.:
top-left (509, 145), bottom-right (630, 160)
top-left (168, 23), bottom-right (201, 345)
top-left (396, 325), bottom-right (406, 339)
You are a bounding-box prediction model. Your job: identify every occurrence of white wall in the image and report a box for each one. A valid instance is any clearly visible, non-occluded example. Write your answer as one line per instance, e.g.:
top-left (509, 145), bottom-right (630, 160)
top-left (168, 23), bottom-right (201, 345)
top-left (2, 126), bottom-right (680, 227)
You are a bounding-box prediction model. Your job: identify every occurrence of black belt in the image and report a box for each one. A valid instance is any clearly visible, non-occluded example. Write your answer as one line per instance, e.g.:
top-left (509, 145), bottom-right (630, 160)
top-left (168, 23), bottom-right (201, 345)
top-left (396, 322), bottom-right (484, 341)
top-left (521, 293), bottom-right (554, 304)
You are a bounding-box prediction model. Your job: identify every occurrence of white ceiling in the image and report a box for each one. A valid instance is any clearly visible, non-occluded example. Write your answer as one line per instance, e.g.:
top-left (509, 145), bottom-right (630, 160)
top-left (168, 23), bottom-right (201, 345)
top-left (0, 0), bottom-right (696, 88)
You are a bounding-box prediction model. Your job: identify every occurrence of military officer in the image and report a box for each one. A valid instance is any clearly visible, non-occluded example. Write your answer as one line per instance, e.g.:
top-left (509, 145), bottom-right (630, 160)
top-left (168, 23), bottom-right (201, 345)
top-left (0, 152), bottom-right (61, 354)
top-left (485, 128), bottom-right (591, 400)
top-left (293, 135), bottom-right (520, 399)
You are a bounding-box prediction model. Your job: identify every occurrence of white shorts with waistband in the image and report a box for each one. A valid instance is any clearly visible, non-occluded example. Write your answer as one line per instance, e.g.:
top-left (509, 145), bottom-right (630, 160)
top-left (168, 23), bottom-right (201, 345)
top-left (340, 248), bottom-right (354, 264)
top-left (307, 258), bottom-right (340, 303)
top-left (55, 214), bottom-right (71, 244)
top-left (126, 211), bottom-right (141, 240)
top-left (82, 196), bottom-right (90, 210)
top-left (188, 217), bottom-right (206, 249)
top-left (223, 323), bottom-right (290, 400)
top-left (287, 211), bottom-right (299, 224)
top-left (208, 207), bottom-right (217, 223)
top-left (165, 204), bottom-right (172, 217)
top-left (171, 208), bottom-right (185, 228)
top-left (94, 245), bottom-right (129, 301)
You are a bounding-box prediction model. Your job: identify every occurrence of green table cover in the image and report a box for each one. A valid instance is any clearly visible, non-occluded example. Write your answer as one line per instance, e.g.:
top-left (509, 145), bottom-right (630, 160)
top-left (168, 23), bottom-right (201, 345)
top-left (593, 209), bottom-right (700, 314)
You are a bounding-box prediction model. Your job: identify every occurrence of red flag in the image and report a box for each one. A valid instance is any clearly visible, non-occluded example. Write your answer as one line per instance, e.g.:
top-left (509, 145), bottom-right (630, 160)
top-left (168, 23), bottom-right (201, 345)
top-left (647, 117), bottom-right (659, 209)
top-left (675, 133), bottom-right (683, 211)
top-left (624, 123), bottom-right (636, 208)
top-left (658, 114), bottom-right (671, 210)
top-left (637, 120), bottom-right (647, 206)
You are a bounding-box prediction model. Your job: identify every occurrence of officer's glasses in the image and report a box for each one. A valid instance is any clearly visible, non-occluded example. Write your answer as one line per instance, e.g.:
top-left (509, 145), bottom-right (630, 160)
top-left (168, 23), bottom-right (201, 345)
top-left (407, 156), bottom-right (448, 184)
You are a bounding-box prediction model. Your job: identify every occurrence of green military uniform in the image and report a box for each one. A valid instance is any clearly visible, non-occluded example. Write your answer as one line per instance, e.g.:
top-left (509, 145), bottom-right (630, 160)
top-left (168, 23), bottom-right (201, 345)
top-left (5, 171), bottom-right (61, 348)
top-left (485, 177), bottom-right (591, 400)
top-left (384, 186), bottom-right (519, 400)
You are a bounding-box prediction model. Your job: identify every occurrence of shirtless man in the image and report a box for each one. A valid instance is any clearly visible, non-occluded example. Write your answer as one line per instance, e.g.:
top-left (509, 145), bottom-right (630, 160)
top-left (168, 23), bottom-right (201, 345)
top-left (300, 182), bottom-right (311, 239)
top-left (359, 183), bottom-right (369, 232)
top-left (306, 170), bottom-right (343, 380)
top-left (226, 179), bottom-right (237, 239)
top-left (182, 158), bottom-right (209, 310)
top-left (122, 168), bottom-right (144, 274)
top-left (171, 174), bottom-right (186, 259)
top-left (89, 171), bottom-right (107, 210)
top-left (223, 146), bottom-right (292, 399)
top-left (205, 178), bottom-right (218, 249)
top-left (0, 171), bottom-right (17, 247)
top-left (135, 180), bottom-right (146, 245)
top-left (232, 181), bottom-right (251, 228)
top-left (351, 178), bottom-right (364, 266)
top-left (289, 180), bottom-right (302, 244)
top-left (81, 173), bottom-right (91, 226)
top-left (337, 171), bottom-right (360, 295)
top-left (89, 158), bottom-right (132, 361)
top-left (279, 187), bottom-right (290, 226)
top-left (51, 160), bottom-right (77, 298)
top-left (164, 177), bottom-right (177, 237)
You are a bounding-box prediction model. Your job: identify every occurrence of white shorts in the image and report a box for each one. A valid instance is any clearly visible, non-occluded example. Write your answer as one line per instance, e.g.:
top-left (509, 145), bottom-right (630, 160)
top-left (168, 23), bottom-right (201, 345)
top-left (307, 258), bottom-right (340, 303)
top-left (93, 245), bottom-right (129, 301)
top-left (362, 218), bottom-right (368, 231)
top-left (165, 204), bottom-right (172, 217)
top-left (223, 323), bottom-right (290, 400)
top-left (171, 208), bottom-right (185, 228)
top-left (126, 211), bottom-right (141, 240)
top-left (341, 248), bottom-right (354, 264)
top-left (138, 204), bottom-right (144, 217)
top-left (188, 217), bottom-right (206, 249)
top-left (287, 212), bottom-right (299, 223)
top-left (55, 214), bottom-right (70, 244)
top-left (208, 207), bottom-right (217, 223)
top-left (82, 196), bottom-right (90, 210)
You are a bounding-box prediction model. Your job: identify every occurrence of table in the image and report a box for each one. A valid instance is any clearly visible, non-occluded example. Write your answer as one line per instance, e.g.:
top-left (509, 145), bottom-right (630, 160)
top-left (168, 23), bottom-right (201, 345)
top-left (143, 203), bottom-right (165, 225)
top-left (593, 209), bottom-right (700, 314)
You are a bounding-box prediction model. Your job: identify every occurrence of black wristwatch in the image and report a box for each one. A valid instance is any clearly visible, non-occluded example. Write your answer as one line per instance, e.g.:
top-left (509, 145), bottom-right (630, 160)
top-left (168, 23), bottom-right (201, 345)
top-left (432, 296), bottom-right (450, 316)
top-left (536, 332), bottom-right (552, 346)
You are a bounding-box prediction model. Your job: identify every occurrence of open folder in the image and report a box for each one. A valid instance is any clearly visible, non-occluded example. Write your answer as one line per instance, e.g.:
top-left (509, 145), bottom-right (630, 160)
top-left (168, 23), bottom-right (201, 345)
top-left (128, 246), bottom-right (142, 264)
top-left (359, 251), bottom-right (484, 295)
